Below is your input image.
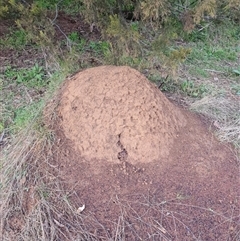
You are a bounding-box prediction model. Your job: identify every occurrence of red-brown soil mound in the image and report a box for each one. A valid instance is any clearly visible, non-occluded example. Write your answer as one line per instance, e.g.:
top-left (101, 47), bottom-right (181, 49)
top-left (50, 66), bottom-right (239, 240)
top-left (58, 66), bottom-right (186, 164)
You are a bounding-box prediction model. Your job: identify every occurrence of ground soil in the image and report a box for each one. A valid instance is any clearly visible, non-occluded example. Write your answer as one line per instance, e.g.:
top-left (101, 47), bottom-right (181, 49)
top-left (45, 66), bottom-right (240, 240)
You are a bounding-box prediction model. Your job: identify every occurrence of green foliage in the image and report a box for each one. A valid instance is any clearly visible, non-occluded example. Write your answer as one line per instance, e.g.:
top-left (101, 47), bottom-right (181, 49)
top-left (209, 47), bottom-right (236, 61)
top-left (67, 31), bottom-right (111, 56)
top-left (0, 0), bottom-right (19, 18)
top-left (180, 80), bottom-right (208, 97)
top-left (106, 14), bottom-right (141, 62)
top-left (189, 45), bottom-right (237, 62)
top-left (148, 74), bottom-right (178, 92)
top-left (34, 0), bottom-right (77, 10)
top-left (0, 29), bottom-right (28, 49)
top-left (0, 1), bottom-right (56, 50)
top-left (1, 0), bottom-right (239, 75)
top-left (232, 68), bottom-right (240, 76)
top-left (33, 0), bottom-right (84, 15)
top-left (0, 122), bottom-right (4, 132)
top-left (0, 0), bottom-right (84, 19)
top-left (67, 32), bottom-right (87, 51)
top-left (13, 102), bottom-right (39, 131)
top-left (68, 31), bottom-right (81, 42)
top-left (183, 28), bottom-right (208, 42)
top-left (5, 64), bottom-right (46, 89)
top-left (88, 41), bottom-right (110, 56)
top-left (1, 68), bottom-right (67, 135)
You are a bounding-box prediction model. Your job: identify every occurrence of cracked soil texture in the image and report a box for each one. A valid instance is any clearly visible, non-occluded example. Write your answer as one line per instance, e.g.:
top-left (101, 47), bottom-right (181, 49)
top-left (58, 66), bottom-right (186, 164)
top-left (51, 66), bottom-right (239, 240)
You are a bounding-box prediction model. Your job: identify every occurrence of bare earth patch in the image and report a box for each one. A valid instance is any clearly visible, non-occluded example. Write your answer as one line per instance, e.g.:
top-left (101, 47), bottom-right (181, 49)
top-left (43, 66), bottom-right (239, 240)
top-left (58, 66), bottom-right (186, 164)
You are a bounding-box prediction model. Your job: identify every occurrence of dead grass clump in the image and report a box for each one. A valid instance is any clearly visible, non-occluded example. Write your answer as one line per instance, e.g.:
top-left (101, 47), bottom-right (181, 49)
top-left (190, 96), bottom-right (240, 153)
top-left (0, 123), bottom-right (100, 240)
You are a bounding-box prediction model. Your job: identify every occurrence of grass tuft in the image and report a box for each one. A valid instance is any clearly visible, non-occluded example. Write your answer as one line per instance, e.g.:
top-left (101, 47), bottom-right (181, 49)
top-left (190, 96), bottom-right (240, 151)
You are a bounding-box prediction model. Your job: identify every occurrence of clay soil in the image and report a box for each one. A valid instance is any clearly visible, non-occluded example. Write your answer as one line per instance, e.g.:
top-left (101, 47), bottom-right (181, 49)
top-left (45, 66), bottom-right (239, 240)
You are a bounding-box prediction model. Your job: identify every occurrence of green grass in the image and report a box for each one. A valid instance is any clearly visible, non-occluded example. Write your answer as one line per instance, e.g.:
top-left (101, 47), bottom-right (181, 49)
top-left (185, 20), bottom-right (240, 76)
top-left (67, 31), bottom-right (111, 57)
top-left (179, 23), bottom-right (239, 102)
top-left (5, 64), bottom-right (46, 89)
top-left (180, 80), bottom-right (208, 97)
top-left (87, 40), bottom-right (111, 56)
top-left (0, 29), bottom-right (28, 49)
top-left (1, 64), bottom-right (69, 136)
top-left (67, 31), bottom-right (87, 51)
top-left (12, 101), bottom-right (43, 132)
top-left (34, 0), bottom-right (83, 14)
top-left (177, 20), bottom-right (240, 150)
top-left (188, 44), bottom-right (237, 63)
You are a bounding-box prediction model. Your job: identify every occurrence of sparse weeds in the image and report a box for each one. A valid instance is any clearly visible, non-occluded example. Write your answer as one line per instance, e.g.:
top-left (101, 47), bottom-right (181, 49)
top-left (1, 64), bottom-right (47, 136)
top-left (5, 64), bottom-right (46, 89)
top-left (88, 40), bottom-right (110, 57)
top-left (178, 20), bottom-right (240, 153)
top-left (0, 29), bottom-right (28, 49)
top-left (67, 31), bottom-right (86, 51)
top-left (232, 68), bottom-right (240, 76)
top-left (180, 80), bottom-right (208, 98)
top-left (149, 74), bottom-right (179, 93)
top-left (65, 31), bottom-right (111, 59)
top-left (149, 75), bottom-right (208, 98)
top-left (12, 101), bottom-right (43, 133)
top-left (231, 83), bottom-right (240, 96)
top-left (190, 67), bottom-right (210, 78)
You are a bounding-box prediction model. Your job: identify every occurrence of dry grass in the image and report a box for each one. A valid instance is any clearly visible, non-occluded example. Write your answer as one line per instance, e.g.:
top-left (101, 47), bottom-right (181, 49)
top-left (190, 96), bottom-right (240, 153)
top-left (1, 122), bottom-right (95, 240)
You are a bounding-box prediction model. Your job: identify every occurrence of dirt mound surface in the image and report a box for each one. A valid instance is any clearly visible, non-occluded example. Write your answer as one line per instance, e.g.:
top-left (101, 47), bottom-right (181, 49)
top-left (58, 66), bottom-right (186, 164)
top-left (47, 66), bottom-right (239, 240)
